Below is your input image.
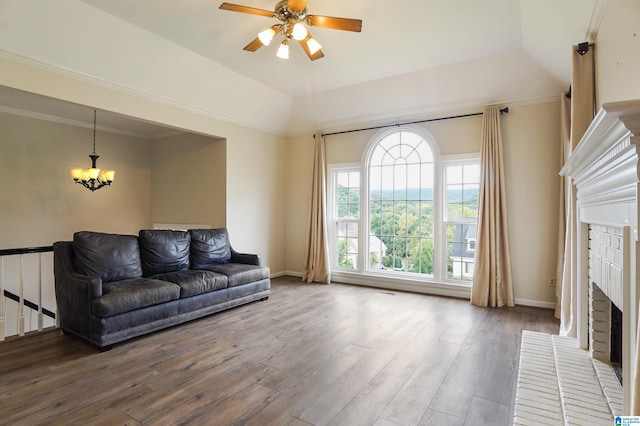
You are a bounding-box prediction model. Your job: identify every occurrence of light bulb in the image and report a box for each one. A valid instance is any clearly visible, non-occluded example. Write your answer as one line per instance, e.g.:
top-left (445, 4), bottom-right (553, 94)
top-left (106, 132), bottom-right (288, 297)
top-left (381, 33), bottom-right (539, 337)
top-left (258, 27), bottom-right (275, 46)
top-left (70, 168), bottom-right (82, 181)
top-left (277, 40), bottom-right (289, 59)
top-left (307, 37), bottom-right (322, 55)
top-left (292, 22), bottom-right (307, 41)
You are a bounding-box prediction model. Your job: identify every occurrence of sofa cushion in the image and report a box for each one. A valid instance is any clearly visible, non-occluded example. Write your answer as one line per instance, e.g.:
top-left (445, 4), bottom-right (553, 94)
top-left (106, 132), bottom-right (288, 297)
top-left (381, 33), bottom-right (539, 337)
top-left (139, 229), bottom-right (191, 277)
top-left (189, 229), bottom-right (232, 268)
top-left (74, 231), bottom-right (143, 283)
top-left (152, 270), bottom-right (228, 298)
top-left (199, 263), bottom-right (270, 288)
top-left (91, 277), bottom-right (180, 317)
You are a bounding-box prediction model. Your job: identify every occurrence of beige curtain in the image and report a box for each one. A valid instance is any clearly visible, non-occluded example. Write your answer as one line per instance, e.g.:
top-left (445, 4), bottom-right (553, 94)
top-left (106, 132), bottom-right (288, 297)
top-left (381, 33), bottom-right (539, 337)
top-left (302, 132), bottom-right (331, 284)
top-left (471, 105), bottom-right (514, 308)
top-left (558, 45), bottom-right (595, 337)
top-left (555, 93), bottom-right (571, 320)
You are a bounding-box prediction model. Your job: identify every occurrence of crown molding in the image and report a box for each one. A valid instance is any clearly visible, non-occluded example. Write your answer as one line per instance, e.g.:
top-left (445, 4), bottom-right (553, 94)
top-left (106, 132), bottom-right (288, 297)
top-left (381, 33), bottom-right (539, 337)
top-left (586, 0), bottom-right (609, 42)
top-left (0, 50), bottom-right (287, 137)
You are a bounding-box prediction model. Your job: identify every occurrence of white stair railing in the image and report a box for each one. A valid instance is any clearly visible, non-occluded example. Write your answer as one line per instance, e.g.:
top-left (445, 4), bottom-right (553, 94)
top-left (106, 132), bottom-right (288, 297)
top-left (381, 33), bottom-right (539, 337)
top-left (0, 246), bottom-right (56, 341)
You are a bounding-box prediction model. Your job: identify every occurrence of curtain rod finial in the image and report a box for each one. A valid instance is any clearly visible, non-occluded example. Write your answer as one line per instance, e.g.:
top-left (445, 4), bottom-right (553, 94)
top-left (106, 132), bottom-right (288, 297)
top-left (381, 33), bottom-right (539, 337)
top-left (577, 42), bottom-right (589, 55)
top-left (500, 107), bottom-right (509, 115)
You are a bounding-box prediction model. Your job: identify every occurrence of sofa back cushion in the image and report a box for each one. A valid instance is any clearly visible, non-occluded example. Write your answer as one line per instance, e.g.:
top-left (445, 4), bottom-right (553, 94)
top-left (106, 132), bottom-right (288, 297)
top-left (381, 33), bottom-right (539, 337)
top-left (139, 229), bottom-right (191, 277)
top-left (189, 228), bottom-right (231, 269)
top-left (73, 231), bottom-right (143, 283)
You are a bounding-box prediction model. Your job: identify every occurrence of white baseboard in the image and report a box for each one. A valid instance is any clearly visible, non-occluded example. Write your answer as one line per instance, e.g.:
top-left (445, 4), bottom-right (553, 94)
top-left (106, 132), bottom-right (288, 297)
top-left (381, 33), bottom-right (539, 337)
top-left (514, 298), bottom-right (556, 310)
top-left (271, 271), bottom-right (302, 279)
top-left (272, 271), bottom-right (557, 309)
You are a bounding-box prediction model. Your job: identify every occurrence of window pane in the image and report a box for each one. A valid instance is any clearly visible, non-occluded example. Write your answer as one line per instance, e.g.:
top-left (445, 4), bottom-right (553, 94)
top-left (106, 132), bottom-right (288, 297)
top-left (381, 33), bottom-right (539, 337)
top-left (368, 130), bottom-right (434, 277)
top-left (421, 163), bottom-right (434, 200)
top-left (447, 165), bottom-right (463, 185)
top-left (407, 238), bottom-right (433, 274)
top-left (447, 202), bottom-right (463, 220)
top-left (380, 166), bottom-right (394, 199)
top-left (445, 163), bottom-right (480, 223)
top-left (463, 164), bottom-right (480, 184)
top-left (336, 221), bottom-right (358, 270)
top-left (447, 223), bottom-right (475, 281)
top-left (336, 170), bottom-right (360, 219)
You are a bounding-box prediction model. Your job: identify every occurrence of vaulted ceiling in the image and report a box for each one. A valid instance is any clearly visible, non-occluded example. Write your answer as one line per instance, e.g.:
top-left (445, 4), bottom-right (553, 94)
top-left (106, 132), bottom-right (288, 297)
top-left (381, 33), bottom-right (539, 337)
top-left (81, 0), bottom-right (602, 96)
top-left (0, 0), bottom-right (607, 136)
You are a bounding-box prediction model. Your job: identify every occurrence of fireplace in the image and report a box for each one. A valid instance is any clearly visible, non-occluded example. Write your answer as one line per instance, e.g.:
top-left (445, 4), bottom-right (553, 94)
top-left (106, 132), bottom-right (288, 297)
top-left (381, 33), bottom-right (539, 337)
top-left (588, 224), bottom-right (625, 377)
top-left (561, 99), bottom-right (640, 414)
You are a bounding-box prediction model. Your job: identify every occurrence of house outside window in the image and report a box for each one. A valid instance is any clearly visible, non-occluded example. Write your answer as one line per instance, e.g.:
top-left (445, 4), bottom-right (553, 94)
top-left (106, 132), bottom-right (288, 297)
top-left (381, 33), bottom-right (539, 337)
top-left (444, 161), bottom-right (480, 281)
top-left (328, 127), bottom-right (479, 286)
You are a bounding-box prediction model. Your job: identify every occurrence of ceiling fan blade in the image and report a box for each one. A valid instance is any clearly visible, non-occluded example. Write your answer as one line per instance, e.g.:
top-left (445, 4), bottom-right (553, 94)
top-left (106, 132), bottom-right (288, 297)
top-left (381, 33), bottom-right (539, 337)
top-left (219, 3), bottom-right (275, 18)
top-left (298, 36), bottom-right (324, 61)
top-left (243, 37), bottom-right (264, 52)
top-left (243, 25), bottom-right (282, 52)
top-left (307, 15), bottom-right (362, 32)
top-left (298, 40), bottom-right (324, 61)
top-left (287, 0), bottom-right (307, 12)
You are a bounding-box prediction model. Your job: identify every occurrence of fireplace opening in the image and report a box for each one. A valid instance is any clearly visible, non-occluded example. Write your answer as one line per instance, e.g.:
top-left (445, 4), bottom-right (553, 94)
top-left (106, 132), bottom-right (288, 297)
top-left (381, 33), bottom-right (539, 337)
top-left (611, 301), bottom-right (623, 385)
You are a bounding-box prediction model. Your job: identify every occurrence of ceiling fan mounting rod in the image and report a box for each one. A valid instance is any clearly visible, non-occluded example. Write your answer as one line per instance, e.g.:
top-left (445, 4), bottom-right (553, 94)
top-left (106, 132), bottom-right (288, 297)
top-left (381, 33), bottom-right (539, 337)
top-left (274, 0), bottom-right (306, 21)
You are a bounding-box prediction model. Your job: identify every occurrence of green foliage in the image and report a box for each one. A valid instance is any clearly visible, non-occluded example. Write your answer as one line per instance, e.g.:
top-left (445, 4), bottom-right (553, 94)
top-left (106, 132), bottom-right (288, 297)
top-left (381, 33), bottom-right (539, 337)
top-left (408, 242), bottom-right (434, 274)
top-left (337, 183), bottom-right (478, 276)
top-left (337, 238), bottom-right (355, 269)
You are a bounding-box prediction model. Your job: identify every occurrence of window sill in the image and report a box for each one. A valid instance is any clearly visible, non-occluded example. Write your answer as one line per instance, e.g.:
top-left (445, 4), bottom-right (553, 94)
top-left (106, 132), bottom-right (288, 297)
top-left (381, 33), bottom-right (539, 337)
top-left (330, 270), bottom-right (472, 300)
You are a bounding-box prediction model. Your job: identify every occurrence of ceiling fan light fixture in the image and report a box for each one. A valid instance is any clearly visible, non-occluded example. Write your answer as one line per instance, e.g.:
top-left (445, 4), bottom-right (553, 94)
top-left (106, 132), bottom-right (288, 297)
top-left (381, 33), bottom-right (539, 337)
top-left (258, 27), bottom-right (276, 45)
top-left (292, 22), bottom-right (307, 40)
top-left (306, 37), bottom-right (322, 55)
top-left (276, 39), bottom-right (290, 59)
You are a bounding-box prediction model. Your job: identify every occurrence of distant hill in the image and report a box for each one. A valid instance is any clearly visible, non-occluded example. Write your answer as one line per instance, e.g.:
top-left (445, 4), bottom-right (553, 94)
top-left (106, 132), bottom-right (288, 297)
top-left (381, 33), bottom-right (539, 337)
top-left (369, 188), bottom-right (477, 202)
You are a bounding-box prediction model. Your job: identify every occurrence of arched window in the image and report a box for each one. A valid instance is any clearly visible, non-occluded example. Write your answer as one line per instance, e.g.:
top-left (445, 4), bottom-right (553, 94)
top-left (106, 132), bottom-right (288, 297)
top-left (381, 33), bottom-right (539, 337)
top-left (367, 129), bottom-right (436, 275)
top-left (328, 126), bottom-right (479, 286)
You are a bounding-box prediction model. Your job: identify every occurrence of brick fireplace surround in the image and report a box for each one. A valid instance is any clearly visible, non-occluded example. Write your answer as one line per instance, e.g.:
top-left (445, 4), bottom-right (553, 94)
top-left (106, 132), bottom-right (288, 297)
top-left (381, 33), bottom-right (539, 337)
top-left (561, 99), bottom-right (640, 415)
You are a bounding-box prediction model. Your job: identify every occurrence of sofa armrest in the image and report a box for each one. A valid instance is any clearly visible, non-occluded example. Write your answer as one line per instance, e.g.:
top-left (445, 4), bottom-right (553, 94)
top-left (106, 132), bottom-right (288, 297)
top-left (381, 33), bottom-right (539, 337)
top-left (230, 247), bottom-right (261, 266)
top-left (53, 241), bottom-right (103, 339)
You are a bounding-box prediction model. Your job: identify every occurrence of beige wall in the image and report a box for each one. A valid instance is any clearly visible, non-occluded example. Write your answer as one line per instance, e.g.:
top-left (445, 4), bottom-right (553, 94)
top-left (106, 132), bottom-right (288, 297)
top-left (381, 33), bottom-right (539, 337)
top-left (285, 101), bottom-right (561, 305)
top-left (595, 0), bottom-right (640, 106)
top-left (226, 127), bottom-right (287, 274)
top-left (502, 102), bottom-right (560, 304)
top-left (0, 112), bottom-right (151, 248)
top-left (151, 133), bottom-right (226, 228)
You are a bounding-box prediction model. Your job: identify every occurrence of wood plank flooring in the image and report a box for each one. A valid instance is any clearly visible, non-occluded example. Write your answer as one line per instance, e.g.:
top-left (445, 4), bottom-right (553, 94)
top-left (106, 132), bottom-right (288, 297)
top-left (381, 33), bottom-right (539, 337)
top-left (0, 276), bottom-right (559, 425)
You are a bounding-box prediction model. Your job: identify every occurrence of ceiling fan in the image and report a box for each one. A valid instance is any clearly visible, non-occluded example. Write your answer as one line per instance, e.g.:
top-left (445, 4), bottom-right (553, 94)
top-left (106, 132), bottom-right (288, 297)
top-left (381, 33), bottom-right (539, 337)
top-left (219, 0), bottom-right (362, 60)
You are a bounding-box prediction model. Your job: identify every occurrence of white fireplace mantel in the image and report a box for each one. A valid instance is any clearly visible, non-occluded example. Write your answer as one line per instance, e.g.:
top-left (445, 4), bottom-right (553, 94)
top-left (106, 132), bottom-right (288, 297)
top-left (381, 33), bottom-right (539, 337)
top-left (560, 99), bottom-right (640, 414)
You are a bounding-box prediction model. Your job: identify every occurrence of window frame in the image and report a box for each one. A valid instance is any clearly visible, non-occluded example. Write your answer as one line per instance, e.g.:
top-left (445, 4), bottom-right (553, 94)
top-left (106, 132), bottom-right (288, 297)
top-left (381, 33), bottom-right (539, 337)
top-left (362, 126), bottom-right (442, 279)
top-left (327, 163), bottom-right (363, 272)
top-left (326, 127), bottom-right (480, 292)
top-left (440, 154), bottom-right (481, 283)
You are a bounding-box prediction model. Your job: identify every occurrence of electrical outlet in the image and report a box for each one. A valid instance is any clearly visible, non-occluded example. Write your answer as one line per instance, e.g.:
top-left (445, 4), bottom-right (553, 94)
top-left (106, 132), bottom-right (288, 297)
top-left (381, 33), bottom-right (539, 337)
top-left (549, 277), bottom-right (556, 287)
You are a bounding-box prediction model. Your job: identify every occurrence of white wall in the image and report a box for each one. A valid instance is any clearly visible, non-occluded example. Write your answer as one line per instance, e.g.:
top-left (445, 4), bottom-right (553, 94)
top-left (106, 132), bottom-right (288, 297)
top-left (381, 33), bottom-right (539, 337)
top-left (285, 101), bottom-right (561, 306)
top-left (0, 112), bottom-right (151, 248)
top-left (595, 0), bottom-right (640, 106)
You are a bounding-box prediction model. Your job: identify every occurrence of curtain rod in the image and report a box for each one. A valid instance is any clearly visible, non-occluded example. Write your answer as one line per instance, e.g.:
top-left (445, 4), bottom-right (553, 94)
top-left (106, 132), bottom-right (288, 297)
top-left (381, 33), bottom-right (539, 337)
top-left (318, 107), bottom-right (509, 138)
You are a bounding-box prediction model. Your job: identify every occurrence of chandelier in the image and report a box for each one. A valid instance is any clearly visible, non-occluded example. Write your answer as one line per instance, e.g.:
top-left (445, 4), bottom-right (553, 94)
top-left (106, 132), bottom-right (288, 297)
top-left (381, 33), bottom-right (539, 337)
top-left (69, 110), bottom-right (115, 192)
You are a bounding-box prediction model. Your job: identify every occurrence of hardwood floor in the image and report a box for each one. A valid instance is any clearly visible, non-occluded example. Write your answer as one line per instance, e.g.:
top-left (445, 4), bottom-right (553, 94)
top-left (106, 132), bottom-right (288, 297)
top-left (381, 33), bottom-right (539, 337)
top-left (0, 276), bottom-right (559, 425)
